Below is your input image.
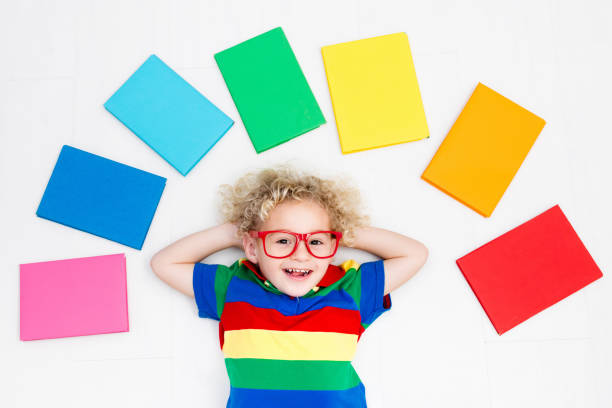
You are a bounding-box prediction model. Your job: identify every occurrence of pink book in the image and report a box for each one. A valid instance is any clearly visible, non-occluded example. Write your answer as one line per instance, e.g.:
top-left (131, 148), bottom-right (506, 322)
top-left (20, 253), bottom-right (129, 341)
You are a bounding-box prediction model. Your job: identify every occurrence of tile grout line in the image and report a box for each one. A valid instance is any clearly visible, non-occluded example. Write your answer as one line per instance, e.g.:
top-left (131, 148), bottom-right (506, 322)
top-left (481, 335), bottom-right (495, 408)
top-left (479, 308), bottom-right (495, 408)
top-left (7, 76), bottom-right (74, 82)
top-left (71, 5), bottom-right (78, 147)
top-left (484, 336), bottom-right (591, 344)
top-left (73, 355), bottom-right (174, 363)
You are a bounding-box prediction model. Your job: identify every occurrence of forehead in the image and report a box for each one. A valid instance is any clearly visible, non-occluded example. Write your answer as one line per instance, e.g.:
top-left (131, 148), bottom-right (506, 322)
top-left (260, 200), bottom-right (331, 232)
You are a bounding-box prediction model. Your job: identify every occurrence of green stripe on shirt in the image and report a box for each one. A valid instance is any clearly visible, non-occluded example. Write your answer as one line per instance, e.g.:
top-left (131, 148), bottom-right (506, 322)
top-left (225, 358), bottom-right (361, 390)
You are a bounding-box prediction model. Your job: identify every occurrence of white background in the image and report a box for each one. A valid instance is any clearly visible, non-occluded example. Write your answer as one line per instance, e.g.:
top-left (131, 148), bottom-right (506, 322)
top-left (1, 0), bottom-right (611, 407)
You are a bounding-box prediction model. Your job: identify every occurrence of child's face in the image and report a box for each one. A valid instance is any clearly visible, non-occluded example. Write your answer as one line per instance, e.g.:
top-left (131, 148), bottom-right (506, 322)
top-left (243, 199), bottom-right (335, 297)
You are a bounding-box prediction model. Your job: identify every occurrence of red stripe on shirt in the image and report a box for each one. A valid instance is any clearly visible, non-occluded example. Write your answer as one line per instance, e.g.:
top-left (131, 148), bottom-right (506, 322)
top-left (221, 301), bottom-right (363, 335)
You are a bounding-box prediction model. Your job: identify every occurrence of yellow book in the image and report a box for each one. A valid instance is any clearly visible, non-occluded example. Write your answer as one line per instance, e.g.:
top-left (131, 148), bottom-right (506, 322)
top-left (422, 83), bottom-right (546, 217)
top-left (321, 33), bottom-right (428, 153)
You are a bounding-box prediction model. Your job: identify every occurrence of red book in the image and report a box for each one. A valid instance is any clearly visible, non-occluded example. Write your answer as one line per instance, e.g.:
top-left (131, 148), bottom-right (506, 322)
top-left (457, 205), bottom-right (603, 335)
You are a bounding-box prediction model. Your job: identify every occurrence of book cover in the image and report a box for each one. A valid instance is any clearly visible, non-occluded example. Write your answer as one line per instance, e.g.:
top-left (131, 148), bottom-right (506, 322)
top-left (456, 205), bottom-right (603, 335)
top-left (105, 54), bottom-right (234, 176)
top-left (20, 254), bottom-right (128, 341)
top-left (422, 83), bottom-right (546, 217)
top-left (321, 32), bottom-right (429, 153)
top-left (215, 27), bottom-right (325, 153)
top-left (37, 145), bottom-right (166, 250)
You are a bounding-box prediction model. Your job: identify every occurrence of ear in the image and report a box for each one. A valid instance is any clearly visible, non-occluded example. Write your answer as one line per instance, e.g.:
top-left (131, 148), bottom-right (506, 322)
top-left (242, 233), bottom-right (259, 264)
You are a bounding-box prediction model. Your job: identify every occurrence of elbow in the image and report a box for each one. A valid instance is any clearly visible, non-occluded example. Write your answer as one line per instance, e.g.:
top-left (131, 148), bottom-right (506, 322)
top-left (421, 244), bottom-right (429, 263)
top-left (414, 243), bottom-right (429, 270)
top-left (421, 245), bottom-right (429, 266)
top-left (150, 253), bottom-right (164, 278)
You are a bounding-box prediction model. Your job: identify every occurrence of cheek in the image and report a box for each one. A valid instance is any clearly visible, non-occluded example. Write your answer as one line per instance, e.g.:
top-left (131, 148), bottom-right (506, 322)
top-left (258, 259), bottom-right (285, 282)
top-left (316, 260), bottom-right (333, 273)
top-left (257, 254), bottom-right (280, 270)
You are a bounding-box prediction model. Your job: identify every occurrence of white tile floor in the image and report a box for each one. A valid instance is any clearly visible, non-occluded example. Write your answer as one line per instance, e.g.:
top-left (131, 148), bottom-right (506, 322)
top-left (1, 0), bottom-right (611, 407)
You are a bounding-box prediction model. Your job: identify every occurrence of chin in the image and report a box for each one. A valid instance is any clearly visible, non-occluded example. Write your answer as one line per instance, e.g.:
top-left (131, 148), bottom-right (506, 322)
top-left (282, 284), bottom-right (313, 298)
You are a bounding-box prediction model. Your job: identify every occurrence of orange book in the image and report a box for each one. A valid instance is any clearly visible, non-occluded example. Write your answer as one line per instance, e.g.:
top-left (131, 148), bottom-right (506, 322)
top-left (422, 83), bottom-right (546, 217)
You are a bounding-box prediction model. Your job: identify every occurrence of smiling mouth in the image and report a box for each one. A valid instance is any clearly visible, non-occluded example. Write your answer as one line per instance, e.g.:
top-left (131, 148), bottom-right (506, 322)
top-left (283, 268), bottom-right (312, 278)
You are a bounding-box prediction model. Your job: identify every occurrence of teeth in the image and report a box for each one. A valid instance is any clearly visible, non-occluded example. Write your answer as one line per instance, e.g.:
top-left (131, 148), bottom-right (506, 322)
top-left (285, 268), bottom-right (311, 275)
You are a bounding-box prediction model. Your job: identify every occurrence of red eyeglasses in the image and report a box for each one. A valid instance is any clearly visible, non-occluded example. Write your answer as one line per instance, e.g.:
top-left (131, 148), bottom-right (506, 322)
top-left (249, 230), bottom-right (342, 259)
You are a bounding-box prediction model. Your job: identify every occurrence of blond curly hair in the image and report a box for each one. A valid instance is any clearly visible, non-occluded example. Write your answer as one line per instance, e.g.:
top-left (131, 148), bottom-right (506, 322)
top-left (219, 166), bottom-right (369, 245)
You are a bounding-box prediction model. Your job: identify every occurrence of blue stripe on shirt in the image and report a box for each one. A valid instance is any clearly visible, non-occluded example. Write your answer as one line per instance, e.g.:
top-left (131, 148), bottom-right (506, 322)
top-left (226, 383), bottom-right (366, 408)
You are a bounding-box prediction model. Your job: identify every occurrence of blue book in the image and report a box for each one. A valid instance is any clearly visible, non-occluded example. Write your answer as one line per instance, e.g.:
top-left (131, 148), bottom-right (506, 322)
top-left (37, 145), bottom-right (166, 250)
top-left (104, 55), bottom-right (234, 176)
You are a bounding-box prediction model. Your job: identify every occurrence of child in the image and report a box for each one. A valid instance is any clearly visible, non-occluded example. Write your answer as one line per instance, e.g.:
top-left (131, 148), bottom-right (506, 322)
top-left (150, 166), bottom-right (428, 408)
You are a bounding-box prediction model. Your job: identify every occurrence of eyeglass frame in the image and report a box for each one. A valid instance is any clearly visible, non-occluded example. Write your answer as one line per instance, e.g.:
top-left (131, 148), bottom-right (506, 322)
top-left (248, 230), bottom-right (343, 259)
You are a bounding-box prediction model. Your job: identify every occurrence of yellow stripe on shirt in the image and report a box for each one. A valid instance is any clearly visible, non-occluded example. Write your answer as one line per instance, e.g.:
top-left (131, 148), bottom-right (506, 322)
top-left (222, 329), bottom-right (358, 361)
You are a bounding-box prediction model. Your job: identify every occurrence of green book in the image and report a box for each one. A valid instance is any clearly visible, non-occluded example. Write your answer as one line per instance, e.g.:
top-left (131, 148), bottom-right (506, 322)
top-left (215, 27), bottom-right (326, 153)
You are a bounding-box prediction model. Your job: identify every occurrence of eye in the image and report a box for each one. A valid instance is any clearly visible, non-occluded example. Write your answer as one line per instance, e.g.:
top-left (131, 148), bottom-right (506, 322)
top-left (309, 239), bottom-right (323, 246)
top-left (276, 238), bottom-right (290, 245)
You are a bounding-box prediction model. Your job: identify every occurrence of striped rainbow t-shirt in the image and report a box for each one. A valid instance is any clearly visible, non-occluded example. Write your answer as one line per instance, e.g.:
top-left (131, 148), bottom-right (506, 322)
top-left (193, 258), bottom-right (391, 408)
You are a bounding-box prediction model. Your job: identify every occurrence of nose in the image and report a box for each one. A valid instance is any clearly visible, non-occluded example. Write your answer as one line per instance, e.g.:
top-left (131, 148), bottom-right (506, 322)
top-left (291, 239), bottom-right (311, 261)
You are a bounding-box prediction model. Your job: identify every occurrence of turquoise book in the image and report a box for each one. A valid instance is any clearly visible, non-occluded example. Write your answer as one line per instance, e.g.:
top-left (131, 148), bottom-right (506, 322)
top-left (105, 55), bottom-right (234, 175)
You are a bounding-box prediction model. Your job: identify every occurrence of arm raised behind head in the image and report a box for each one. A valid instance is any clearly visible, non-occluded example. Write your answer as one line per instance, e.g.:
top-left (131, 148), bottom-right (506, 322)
top-left (348, 226), bottom-right (428, 295)
top-left (150, 223), bottom-right (242, 297)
